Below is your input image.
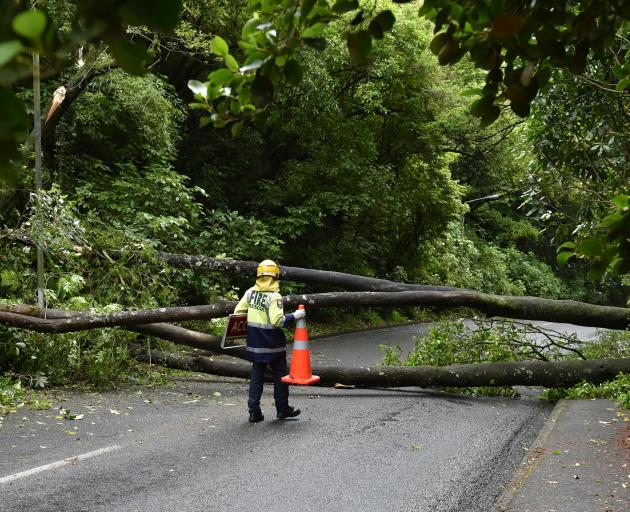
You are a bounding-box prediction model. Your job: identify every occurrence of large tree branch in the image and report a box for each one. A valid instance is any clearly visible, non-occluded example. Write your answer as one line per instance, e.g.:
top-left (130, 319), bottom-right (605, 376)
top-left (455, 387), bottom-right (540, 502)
top-left (137, 348), bottom-right (630, 388)
top-left (2, 289), bottom-right (630, 333)
top-left (0, 304), bottom-right (245, 358)
top-left (156, 252), bottom-right (460, 292)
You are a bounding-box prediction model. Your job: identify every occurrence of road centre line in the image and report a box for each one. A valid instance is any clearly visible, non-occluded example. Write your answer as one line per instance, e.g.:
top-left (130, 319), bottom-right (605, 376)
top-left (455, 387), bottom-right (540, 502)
top-left (0, 445), bottom-right (122, 484)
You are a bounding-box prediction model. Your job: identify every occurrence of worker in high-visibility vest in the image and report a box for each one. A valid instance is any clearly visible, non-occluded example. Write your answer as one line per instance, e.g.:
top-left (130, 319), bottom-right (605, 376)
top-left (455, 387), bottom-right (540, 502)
top-left (234, 259), bottom-right (304, 423)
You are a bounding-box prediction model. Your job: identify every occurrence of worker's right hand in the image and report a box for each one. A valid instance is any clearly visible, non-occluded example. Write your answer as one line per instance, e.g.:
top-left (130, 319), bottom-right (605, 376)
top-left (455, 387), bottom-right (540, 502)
top-left (293, 309), bottom-right (306, 320)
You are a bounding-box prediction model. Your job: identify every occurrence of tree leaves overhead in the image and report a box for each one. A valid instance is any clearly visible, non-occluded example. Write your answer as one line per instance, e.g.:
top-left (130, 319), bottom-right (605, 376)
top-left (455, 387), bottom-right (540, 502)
top-left (558, 196), bottom-right (630, 281)
top-left (419, 0), bottom-right (630, 125)
top-left (0, 40), bottom-right (23, 67)
top-left (0, 0), bottom-right (185, 182)
top-left (12, 10), bottom-right (48, 40)
top-left (186, 0), bottom-right (630, 134)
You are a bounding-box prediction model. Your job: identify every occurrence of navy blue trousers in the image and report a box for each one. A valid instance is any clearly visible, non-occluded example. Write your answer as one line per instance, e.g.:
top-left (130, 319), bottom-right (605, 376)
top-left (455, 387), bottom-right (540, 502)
top-left (248, 355), bottom-right (289, 414)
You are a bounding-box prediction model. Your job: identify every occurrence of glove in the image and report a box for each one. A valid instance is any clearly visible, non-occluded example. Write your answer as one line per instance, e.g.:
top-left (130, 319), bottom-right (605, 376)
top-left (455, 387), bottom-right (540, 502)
top-left (293, 309), bottom-right (306, 320)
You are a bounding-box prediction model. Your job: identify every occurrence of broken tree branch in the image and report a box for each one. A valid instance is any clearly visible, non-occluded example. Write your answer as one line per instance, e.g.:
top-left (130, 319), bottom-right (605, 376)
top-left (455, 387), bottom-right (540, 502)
top-left (2, 289), bottom-right (630, 333)
top-left (0, 304), bottom-right (245, 358)
top-left (155, 252), bottom-right (460, 292)
top-left (138, 348), bottom-right (630, 388)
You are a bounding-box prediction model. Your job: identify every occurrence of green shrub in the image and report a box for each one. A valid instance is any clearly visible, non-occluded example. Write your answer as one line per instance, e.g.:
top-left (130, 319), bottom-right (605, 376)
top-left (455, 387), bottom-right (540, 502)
top-left (1, 374), bottom-right (51, 428)
top-left (384, 319), bottom-right (630, 406)
top-left (544, 373), bottom-right (630, 409)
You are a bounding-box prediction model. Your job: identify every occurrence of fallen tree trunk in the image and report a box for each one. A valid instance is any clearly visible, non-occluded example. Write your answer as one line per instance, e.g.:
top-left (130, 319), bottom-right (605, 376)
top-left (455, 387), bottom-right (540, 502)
top-left (138, 348), bottom-right (630, 388)
top-left (0, 304), bottom-right (245, 358)
top-left (131, 323), bottom-right (247, 360)
top-left (9, 304), bottom-right (630, 389)
top-left (156, 251), bottom-right (460, 292)
top-left (2, 289), bottom-right (630, 332)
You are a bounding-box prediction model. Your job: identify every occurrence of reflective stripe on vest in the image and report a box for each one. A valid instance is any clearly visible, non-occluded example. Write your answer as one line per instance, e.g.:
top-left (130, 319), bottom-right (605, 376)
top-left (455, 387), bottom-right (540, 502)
top-left (248, 321), bottom-right (275, 329)
top-left (246, 346), bottom-right (286, 354)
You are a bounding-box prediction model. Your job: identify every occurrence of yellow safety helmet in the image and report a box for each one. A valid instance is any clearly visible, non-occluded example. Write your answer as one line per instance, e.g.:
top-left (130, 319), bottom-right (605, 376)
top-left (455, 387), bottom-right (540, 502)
top-left (257, 259), bottom-right (280, 278)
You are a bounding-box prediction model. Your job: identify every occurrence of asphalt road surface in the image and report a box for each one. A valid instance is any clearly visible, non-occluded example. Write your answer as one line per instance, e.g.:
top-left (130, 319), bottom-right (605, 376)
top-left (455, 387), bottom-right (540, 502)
top-left (0, 321), bottom-right (601, 512)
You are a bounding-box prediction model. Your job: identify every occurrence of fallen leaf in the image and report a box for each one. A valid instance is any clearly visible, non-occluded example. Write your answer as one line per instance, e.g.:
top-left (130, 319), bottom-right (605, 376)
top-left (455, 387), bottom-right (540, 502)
top-left (59, 408), bottom-right (83, 420)
top-left (334, 383), bottom-right (356, 389)
top-left (552, 450), bottom-right (561, 455)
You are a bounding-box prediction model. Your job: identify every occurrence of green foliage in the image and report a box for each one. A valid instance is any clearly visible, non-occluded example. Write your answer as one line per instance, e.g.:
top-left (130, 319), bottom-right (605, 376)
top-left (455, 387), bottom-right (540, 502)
top-left (421, 1), bottom-right (630, 123)
top-left (545, 373), bottom-right (630, 410)
top-left (383, 319), bottom-right (538, 396)
top-left (579, 329), bottom-right (630, 360)
top-left (187, 0), bottom-right (630, 131)
top-left (558, 195), bottom-right (630, 283)
top-left (417, 223), bottom-right (570, 298)
top-left (569, 374), bottom-right (630, 409)
top-left (1, 374), bottom-right (50, 426)
top-left (398, 320), bottom-right (563, 368)
top-left (0, 0), bottom-right (186, 181)
top-left (541, 331), bottom-right (630, 407)
top-left (386, 319), bottom-right (630, 405)
top-left (472, 203), bottom-right (540, 249)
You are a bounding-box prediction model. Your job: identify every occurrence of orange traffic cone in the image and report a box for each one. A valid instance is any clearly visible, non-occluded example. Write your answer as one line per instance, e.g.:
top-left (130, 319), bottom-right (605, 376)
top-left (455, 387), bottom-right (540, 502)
top-left (282, 305), bottom-right (320, 385)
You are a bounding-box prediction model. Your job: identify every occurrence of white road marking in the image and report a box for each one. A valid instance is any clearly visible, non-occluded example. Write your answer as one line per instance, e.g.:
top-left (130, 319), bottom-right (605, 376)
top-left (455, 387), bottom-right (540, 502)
top-left (0, 445), bottom-right (122, 484)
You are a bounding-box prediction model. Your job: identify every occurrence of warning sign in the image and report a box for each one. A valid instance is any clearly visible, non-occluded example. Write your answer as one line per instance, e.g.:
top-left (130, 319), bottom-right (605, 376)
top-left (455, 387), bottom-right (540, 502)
top-left (221, 314), bottom-right (248, 350)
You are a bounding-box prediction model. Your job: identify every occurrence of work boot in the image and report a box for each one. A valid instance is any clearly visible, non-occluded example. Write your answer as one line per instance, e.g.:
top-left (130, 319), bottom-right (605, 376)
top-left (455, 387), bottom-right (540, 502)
top-left (249, 410), bottom-right (264, 423)
top-left (277, 406), bottom-right (301, 420)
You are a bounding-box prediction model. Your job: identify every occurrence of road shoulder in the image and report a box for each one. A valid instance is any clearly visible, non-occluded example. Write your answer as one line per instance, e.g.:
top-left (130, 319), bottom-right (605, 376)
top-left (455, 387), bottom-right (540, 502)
top-left (497, 398), bottom-right (630, 512)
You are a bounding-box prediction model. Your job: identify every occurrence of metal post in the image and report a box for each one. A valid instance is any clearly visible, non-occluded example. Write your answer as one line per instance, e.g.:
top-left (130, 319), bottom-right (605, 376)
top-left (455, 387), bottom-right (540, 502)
top-left (33, 50), bottom-right (45, 308)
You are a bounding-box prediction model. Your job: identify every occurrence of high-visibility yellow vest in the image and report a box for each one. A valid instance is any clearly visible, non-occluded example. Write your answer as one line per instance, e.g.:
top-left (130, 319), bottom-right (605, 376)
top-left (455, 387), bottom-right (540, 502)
top-left (234, 287), bottom-right (294, 362)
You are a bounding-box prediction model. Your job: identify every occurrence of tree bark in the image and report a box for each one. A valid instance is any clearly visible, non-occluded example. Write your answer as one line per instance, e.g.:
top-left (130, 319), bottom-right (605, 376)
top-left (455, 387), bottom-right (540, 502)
top-left (156, 251), bottom-right (460, 292)
top-left (137, 348), bottom-right (630, 388)
top-left (0, 304), bottom-right (246, 358)
top-left (7, 303), bottom-right (630, 389)
top-left (2, 289), bottom-right (630, 332)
